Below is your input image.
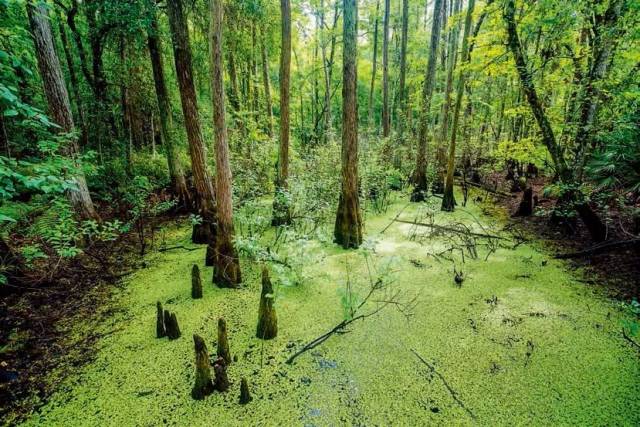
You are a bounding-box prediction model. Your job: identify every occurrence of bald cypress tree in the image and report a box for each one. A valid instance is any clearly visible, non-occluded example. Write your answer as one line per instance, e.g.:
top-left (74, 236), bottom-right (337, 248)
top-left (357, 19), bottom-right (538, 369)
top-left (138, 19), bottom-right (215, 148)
top-left (147, 7), bottom-right (191, 209)
top-left (26, 1), bottom-right (97, 220)
top-left (166, 0), bottom-right (216, 244)
top-left (272, 0), bottom-right (292, 226)
top-left (209, 0), bottom-right (241, 287)
top-left (334, 0), bottom-right (363, 249)
top-left (411, 0), bottom-right (444, 202)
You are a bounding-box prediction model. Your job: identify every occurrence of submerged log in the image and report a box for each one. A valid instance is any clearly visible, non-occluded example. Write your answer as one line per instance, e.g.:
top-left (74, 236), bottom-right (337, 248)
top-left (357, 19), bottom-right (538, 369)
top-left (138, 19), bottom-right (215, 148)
top-left (239, 378), bottom-right (252, 404)
top-left (256, 266), bottom-right (277, 340)
top-left (213, 356), bottom-right (229, 392)
top-left (191, 334), bottom-right (214, 400)
top-left (217, 318), bottom-right (231, 365)
top-left (192, 264), bottom-right (203, 299)
top-left (165, 310), bottom-right (181, 340)
top-left (156, 302), bottom-right (166, 338)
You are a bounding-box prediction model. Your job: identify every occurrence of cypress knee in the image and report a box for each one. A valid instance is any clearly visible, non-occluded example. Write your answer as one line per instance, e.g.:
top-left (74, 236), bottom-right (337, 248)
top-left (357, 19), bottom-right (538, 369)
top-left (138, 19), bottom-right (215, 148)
top-left (239, 378), bottom-right (252, 404)
top-left (256, 266), bottom-right (277, 340)
top-left (217, 318), bottom-right (231, 364)
top-left (213, 357), bottom-right (229, 392)
top-left (191, 334), bottom-right (214, 400)
top-left (165, 310), bottom-right (181, 340)
top-left (192, 265), bottom-right (203, 299)
top-left (156, 302), bottom-right (166, 338)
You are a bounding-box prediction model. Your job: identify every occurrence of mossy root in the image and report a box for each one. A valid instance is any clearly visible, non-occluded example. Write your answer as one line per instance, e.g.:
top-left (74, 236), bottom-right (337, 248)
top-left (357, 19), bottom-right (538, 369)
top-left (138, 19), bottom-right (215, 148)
top-left (191, 264), bottom-right (203, 299)
top-left (256, 266), bottom-right (277, 340)
top-left (164, 310), bottom-right (181, 340)
top-left (239, 378), bottom-right (252, 404)
top-left (213, 357), bottom-right (229, 392)
top-left (217, 318), bottom-right (231, 365)
top-left (156, 302), bottom-right (166, 338)
top-left (191, 334), bottom-right (214, 400)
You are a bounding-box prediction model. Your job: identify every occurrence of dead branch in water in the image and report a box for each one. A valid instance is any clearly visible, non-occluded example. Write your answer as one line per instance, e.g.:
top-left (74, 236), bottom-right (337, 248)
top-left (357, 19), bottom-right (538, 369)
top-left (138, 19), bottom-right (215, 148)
top-left (410, 348), bottom-right (476, 420)
top-left (286, 255), bottom-right (417, 364)
top-left (393, 218), bottom-right (509, 241)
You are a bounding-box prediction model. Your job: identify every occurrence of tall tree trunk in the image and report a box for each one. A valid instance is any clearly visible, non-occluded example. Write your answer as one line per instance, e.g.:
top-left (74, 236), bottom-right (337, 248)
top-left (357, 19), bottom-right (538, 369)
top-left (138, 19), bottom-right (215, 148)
top-left (209, 0), bottom-right (241, 287)
top-left (334, 0), bottom-right (362, 249)
top-left (435, 0), bottom-right (462, 194)
top-left (574, 0), bottom-right (624, 180)
top-left (226, 49), bottom-right (245, 135)
top-left (367, 0), bottom-right (380, 131)
top-left (441, 0), bottom-right (475, 211)
top-left (56, 11), bottom-right (87, 147)
top-left (166, 0), bottom-right (216, 244)
top-left (397, 0), bottom-right (409, 140)
top-left (411, 0), bottom-right (444, 202)
top-left (27, 1), bottom-right (97, 220)
top-left (0, 115), bottom-right (8, 157)
top-left (251, 24), bottom-right (260, 116)
top-left (147, 9), bottom-right (191, 208)
top-left (503, 0), bottom-right (606, 242)
top-left (260, 27), bottom-right (274, 138)
top-left (272, 0), bottom-right (292, 226)
top-left (381, 0), bottom-right (391, 137)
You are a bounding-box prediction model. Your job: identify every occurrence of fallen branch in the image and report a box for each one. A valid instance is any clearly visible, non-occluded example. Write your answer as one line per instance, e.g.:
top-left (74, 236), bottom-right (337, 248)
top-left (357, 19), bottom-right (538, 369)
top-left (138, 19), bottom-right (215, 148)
top-left (555, 239), bottom-right (640, 259)
top-left (622, 328), bottom-right (640, 352)
top-left (455, 180), bottom-right (516, 199)
top-left (380, 203), bottom-right (411, 234)
top-left (158, 245), bottom-right (201, 252)
top-left (393, 219), bottom-right (509, 241)
top-left (410, 348), bottom-right (476, 420)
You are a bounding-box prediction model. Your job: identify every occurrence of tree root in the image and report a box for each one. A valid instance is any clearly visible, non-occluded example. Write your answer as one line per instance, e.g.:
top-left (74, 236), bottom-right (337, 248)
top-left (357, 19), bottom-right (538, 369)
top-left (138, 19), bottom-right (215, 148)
top-left (411, 348), bottom-right (476, 420)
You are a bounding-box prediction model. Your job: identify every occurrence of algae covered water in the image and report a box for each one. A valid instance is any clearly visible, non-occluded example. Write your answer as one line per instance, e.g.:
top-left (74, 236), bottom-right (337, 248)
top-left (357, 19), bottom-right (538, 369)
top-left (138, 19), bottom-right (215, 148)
top-left (25, 198), bottom-right (639, 426)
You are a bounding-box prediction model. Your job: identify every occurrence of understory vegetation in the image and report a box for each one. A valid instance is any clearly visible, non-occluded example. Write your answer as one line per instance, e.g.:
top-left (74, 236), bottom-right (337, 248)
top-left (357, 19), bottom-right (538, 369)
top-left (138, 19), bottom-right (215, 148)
top-left (0, 0), bottom-right (638, 424)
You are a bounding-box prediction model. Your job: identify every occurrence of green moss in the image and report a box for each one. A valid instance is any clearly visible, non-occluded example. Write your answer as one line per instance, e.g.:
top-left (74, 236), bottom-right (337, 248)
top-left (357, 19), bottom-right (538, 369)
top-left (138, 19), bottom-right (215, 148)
top-left (23, 193), bottom-right (640, 426)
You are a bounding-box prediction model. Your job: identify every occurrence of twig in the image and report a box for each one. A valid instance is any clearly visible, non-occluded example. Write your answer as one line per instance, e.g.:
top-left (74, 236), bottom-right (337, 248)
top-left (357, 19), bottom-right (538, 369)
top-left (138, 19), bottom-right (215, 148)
top-left (410, 348), bottom-right (476, 420)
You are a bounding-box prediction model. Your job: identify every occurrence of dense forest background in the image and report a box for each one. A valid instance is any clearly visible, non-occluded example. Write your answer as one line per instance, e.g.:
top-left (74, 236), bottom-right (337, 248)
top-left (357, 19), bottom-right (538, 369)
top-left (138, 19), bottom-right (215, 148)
top-left (0, 0), bottom-right (639, 423)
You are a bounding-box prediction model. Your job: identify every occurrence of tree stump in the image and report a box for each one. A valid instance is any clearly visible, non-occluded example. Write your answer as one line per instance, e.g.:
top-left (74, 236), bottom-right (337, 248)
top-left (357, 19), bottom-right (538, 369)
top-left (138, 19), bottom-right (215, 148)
top-left (191, 334), bottom-right (214, 400)
top-left (239, 378), bottom-right (252, 404)
top-left (513, 187), bottom-right (533, 217)
top-left (156, 302), bottom-right (166, 338)
top-left (191, 265), bottom-right (203, 299)
top-left (256, 267), bottom-right (277, 340)
top-left (217, 318), bottom-right (231, 365)
top-left (213, 357), bottom-right (229, 392)
top-left (164, 310), bottom-right (181, 340)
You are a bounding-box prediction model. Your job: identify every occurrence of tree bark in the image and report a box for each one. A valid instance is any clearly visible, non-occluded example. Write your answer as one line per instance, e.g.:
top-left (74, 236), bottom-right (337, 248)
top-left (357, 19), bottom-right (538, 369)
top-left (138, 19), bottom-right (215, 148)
top-left (334, 0), bottom-right (363, 249)
top-left (272, 0), bottom-right (293, 226)
top-left (260, 27), bottom-right (274, 138)
top-left (435, 0), bottom-right (462, 194)
top-left (167, 0), bottom-right (216, 244)
top-left (56, 10), bottom-right (86, 147)
top-left (147, 11), bottom-right (191, 208)
top-left (397, 0), bottom-right (409, 139)
top-left (441, 0), bottom-right (475, 212)
top-left (367, 0), bottom-right (380, 130)
top-left (411, 0), bottom-right (444, 202)
top-left (27, 1), bottom-right (97, 220)
top-left (209, 0), bottom-right (241, 287)
top-left (381, 0), bottom-right (391, 137)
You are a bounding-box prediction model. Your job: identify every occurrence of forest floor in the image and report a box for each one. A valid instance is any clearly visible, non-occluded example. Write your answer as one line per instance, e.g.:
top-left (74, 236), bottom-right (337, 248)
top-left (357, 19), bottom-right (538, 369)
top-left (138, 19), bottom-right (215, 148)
top-left (14, 191), bottom-right (640, 426)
